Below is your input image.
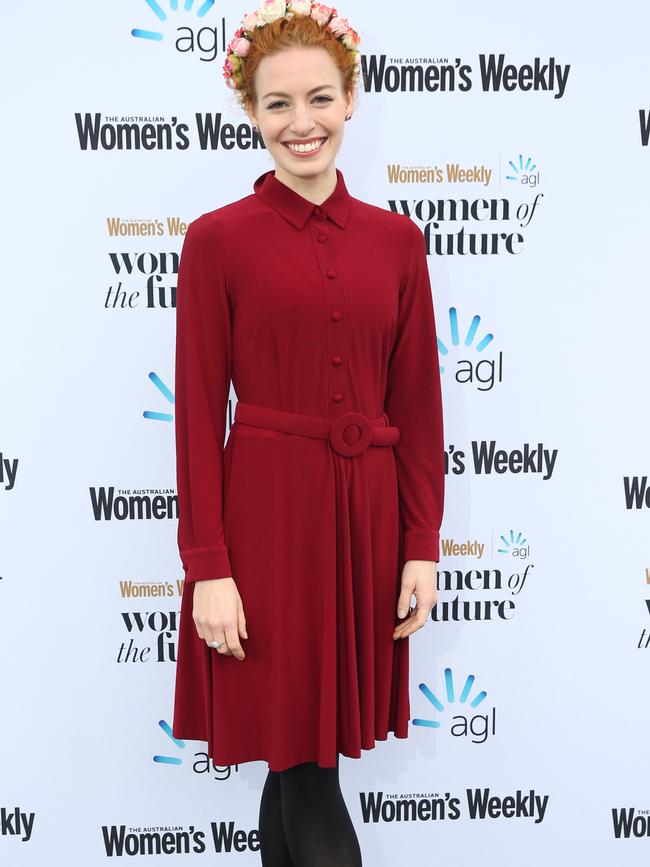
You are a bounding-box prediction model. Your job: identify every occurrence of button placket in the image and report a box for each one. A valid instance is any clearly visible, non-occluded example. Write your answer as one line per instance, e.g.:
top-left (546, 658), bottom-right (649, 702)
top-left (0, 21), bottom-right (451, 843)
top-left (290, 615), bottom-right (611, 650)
top-left (310, 210), bottom-right (347, 415)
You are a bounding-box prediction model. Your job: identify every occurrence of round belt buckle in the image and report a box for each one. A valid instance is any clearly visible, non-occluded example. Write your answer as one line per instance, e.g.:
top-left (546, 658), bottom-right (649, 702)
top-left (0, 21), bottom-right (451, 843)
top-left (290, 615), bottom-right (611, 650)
top-left (329, 411), bottom-right (373, 457)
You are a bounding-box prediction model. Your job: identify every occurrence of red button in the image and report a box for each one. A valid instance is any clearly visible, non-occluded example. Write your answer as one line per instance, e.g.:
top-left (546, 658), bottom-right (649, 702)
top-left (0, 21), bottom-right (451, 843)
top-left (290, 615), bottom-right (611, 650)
top-left (333, 393), bottom-right (343, 402)
top-left (318, 234), bottom-right (327, 243)
top-left (332, 355), bottom-right (342, 365)
top-left (327, 270), bottom-right (336, 279)
top-left (331, 311), bottom-right (341, 321)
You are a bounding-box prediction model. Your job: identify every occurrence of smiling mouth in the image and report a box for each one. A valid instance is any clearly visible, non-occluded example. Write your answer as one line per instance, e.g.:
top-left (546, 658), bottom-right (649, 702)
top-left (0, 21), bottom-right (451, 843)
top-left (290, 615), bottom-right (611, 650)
top-left (282, 136), bottom-right (328, 154)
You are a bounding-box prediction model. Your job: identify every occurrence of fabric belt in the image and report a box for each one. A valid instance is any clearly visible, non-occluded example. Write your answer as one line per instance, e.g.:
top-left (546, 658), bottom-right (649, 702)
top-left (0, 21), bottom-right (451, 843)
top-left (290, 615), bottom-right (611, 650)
top-left (234, 401), bottom-right (400, 457)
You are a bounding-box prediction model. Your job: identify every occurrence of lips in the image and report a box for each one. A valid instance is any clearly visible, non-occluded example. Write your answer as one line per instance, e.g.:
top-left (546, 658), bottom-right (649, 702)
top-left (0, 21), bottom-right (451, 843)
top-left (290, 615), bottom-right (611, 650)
top-left (282, 136), bottom-right (328, 154)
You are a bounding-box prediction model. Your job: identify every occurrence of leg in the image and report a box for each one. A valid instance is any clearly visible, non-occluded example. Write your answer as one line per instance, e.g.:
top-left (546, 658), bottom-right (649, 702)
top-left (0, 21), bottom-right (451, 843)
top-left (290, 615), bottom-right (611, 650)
top-left (279, 753), bottom-right (363, 867)
top-left (259, 768), bottom-right (294, 867)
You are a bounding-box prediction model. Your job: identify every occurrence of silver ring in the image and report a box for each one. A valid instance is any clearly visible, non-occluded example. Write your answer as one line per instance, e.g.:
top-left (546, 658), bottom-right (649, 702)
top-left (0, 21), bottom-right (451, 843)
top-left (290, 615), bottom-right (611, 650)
top-left (210, 640), bottom-right (224, 649)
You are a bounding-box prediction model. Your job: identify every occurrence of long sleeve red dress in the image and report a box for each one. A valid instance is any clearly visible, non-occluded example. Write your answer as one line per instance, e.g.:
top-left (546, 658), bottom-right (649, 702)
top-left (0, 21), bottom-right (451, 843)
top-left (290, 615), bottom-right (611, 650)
top-left (171, 167), bottom-right (445, 772)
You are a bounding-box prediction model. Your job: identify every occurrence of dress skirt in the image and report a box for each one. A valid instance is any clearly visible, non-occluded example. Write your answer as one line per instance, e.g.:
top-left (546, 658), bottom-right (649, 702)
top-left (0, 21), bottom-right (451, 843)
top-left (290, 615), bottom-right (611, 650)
top-left (172, 412), bottom-right (411, 771)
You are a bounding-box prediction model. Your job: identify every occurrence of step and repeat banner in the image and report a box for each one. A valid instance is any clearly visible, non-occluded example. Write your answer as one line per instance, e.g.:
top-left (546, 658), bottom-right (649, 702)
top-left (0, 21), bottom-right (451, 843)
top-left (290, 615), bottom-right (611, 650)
top-left (2, 0), bottom-right (649, 864)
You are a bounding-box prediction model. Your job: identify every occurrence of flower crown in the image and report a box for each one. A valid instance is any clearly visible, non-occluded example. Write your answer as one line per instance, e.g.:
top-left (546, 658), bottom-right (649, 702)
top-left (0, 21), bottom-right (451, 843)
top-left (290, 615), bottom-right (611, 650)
top-left (223, 0), bottom-right (361, 91)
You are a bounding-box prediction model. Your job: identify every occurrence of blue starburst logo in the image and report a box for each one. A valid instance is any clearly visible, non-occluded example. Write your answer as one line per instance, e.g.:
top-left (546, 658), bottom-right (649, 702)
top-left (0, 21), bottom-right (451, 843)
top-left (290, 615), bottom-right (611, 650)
top-left (413, 667), bottom-right (487, 729)
top-left (132, 0), bottom-right (215, 43)
top-left (143, 371), bottom-right (174, 422)
top-left (437, 307), bottom-right (494, 374)
top-left (153, 718), bottom-right (185, 765)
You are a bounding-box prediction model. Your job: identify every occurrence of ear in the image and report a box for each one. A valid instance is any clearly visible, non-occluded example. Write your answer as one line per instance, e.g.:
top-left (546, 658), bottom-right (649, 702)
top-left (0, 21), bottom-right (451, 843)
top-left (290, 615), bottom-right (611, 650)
top-left (245, 108), bottom-right (259, 129)
top-left (344, 90), bottom-right (355, 119)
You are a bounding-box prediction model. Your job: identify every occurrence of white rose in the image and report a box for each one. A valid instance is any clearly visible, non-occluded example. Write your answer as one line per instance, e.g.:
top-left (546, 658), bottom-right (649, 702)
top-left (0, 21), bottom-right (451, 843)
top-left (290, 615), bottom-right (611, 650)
top-left (342, 30), bottom-right (360, 50)
top-left (259, 0), bottom-right (287, 24)
top-left (288, 0), bottom-right (311, 14)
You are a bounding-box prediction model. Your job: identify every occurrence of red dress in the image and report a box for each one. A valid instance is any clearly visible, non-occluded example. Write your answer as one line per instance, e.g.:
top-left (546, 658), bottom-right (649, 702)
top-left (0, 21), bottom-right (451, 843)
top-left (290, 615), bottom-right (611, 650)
top-left (171, 167), bottom-right (445, 771)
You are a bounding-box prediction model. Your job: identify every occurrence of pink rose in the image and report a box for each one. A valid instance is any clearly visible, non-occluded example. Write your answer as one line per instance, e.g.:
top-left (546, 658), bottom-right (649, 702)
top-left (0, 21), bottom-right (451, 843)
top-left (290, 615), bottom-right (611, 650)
top-left (242, 10), bottom-right (261, 30)
top-left (327, 15), bottom-right (349, 36)
top-left (231, 36), bottom-right (251, 57)
top-left (310, 3), bottom-right (334, 25)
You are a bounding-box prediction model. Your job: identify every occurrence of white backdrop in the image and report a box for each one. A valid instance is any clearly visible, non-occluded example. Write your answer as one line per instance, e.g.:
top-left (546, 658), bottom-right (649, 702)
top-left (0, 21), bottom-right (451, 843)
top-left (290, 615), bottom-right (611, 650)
top-left (2, 0), bottom-right (649, 864)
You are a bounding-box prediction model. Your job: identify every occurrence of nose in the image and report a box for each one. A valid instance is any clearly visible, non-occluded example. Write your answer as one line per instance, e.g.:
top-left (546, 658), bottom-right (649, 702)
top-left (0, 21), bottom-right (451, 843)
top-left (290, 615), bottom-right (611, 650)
top-left (289, 102), bottom-right (316, 135)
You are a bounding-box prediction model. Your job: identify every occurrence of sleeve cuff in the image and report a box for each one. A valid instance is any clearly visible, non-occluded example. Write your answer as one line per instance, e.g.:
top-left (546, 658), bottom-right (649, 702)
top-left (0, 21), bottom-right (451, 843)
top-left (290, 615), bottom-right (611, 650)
top-left (181, 545), bottom-right (232, 583)
top-left (403, 529), bottom-right (440, 563)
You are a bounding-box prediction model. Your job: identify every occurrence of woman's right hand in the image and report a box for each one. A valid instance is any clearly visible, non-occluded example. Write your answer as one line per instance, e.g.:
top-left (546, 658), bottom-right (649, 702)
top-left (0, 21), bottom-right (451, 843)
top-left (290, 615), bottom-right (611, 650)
top-left (192, 577), bottom-right (248, 661)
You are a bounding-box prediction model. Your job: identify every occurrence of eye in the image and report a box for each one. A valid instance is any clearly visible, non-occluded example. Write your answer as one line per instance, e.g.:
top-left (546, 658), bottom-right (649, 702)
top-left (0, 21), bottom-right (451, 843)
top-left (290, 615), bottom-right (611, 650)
top-left (266, 95), bottom-right (333, 110)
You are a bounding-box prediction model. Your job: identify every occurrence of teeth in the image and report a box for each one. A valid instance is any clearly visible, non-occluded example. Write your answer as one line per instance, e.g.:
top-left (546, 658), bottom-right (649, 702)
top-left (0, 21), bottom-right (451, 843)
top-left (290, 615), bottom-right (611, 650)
top-left (286, 137), bottom-right (326, 153)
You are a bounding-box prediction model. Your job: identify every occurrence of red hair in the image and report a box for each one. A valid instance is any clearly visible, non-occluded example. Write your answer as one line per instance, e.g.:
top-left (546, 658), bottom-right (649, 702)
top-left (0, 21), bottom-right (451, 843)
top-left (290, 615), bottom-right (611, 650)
top-left (233, 14), bottom-right (360, 115)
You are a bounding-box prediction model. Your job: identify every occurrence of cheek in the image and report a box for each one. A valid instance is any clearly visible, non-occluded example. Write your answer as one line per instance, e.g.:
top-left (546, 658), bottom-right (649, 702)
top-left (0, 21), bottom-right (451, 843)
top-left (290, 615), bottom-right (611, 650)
top-left (260, 118), bottom-right (283, 139)
top-left (323, 114), bottom-right (345, 134)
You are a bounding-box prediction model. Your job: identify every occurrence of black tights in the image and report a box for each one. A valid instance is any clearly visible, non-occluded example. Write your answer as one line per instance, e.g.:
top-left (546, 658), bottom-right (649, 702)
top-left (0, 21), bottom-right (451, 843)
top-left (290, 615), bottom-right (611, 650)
top-left (258, 753), bottom-right (363, 867)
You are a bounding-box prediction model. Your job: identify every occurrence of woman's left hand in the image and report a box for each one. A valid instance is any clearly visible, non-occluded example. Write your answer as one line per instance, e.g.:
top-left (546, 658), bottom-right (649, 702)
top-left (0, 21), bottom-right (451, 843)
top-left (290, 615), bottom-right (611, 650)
top-left (392, 560), bottom-right (438, 640)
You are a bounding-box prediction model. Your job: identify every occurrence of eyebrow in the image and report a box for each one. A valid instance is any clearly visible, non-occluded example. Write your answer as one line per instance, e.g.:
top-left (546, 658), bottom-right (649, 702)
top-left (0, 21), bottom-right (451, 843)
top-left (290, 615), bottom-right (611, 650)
top-left (261, 85), bottom-right (336, 101)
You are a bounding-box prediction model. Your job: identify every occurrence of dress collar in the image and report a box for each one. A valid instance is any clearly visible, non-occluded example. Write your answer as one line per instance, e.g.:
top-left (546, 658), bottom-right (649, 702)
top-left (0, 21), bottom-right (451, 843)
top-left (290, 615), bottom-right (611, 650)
top-left (253, 167), bottom-right (351, 230)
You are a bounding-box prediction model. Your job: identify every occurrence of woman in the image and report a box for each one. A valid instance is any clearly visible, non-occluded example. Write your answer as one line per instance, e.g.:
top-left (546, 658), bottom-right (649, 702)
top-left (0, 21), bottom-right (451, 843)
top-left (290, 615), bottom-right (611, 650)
top-left (171, 2), bottom-right (445, 864)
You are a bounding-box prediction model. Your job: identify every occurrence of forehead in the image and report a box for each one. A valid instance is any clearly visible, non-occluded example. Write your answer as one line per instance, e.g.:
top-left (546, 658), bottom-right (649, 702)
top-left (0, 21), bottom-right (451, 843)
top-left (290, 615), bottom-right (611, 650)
top-left (256, 46), bottom-right (340, 96)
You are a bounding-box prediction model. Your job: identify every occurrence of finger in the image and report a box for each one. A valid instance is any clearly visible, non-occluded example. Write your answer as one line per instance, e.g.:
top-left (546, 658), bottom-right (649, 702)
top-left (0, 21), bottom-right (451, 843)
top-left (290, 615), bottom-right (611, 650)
top-left (238, 605), bottom-right (248, 640)
top-left (392, 607), bottom-right (417, 636)
top-left (225, 624), bottom-right (245, 660)
top-left (393, 620), bottom-right (420, 639)
top-left (394, 602), bottom-right (416, 622)
top-left (397, 590), bottom-right (415, 619)
top-left (193, 611), bottom-right (207, 642)
top-left (209, 630), bottom-right (232, 655)
top-left (394, 605), bottom-right (430, 638)
top-left (216, 629), bottom-right (233, 655)
top-left (393, 608), bottom-right (416, 632)
top-left (393, 603), bottom-right (426, 630)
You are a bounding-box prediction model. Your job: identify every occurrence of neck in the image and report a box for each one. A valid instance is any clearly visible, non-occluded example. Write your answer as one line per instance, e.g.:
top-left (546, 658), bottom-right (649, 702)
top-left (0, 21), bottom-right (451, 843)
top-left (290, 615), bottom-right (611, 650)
top-left (272, 165), bottom-right (338, 205)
